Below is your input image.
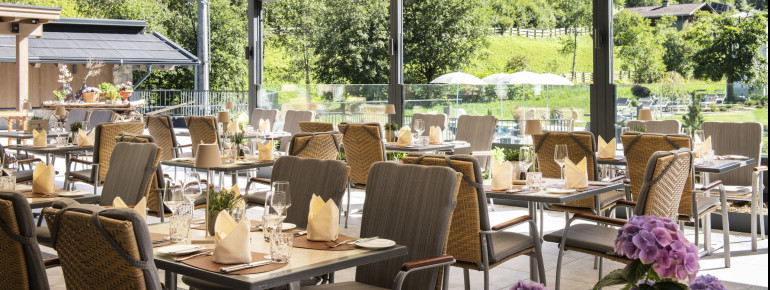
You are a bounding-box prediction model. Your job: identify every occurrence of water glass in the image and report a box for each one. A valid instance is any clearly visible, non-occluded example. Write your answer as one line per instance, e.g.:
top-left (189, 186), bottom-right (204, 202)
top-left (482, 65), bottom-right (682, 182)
top-left (526, 172), bottom-right (543, 190)
top-left (411, 133), bottom-right (419, 145)
top-left (270, 232), bottom-right (294, 263)
top-left (704, 150), bottom-right (715, 164)
top-left (228, 207), bottom-right (245, 223)
top-left (169, 202), bottom-right (192, 242)
top-left (262, 213), bottom-right (283, 241)
top-left (0, 176), bottom-right (16, 191)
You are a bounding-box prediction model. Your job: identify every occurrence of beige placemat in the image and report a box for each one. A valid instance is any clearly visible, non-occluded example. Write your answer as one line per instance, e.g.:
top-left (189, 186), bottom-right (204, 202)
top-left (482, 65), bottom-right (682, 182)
top-left (181, 252), bottom-right (287, 275)
top-left (292, 234), bottom-right (357, 251)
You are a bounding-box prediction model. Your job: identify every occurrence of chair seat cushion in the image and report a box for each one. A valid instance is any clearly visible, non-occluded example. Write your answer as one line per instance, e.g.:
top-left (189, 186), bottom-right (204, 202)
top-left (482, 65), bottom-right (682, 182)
top-left (36, 226), bottom-right (52, 248)
top-left (543, 224), bottom-right (617, 254)
top-left (181, 276), bottom-right (234, 290)
top-left (302, 281), bottom-right (386, 290)
top-left (245, 191), bottom-right (268, 205)
top-left (696, 196), bottom-right (720, 214)
top-left (12, 169), bottom-right (33, 183)
top-left (489, 231), bottom-right (535, 264)
top-left (69, 169), bottom-right (92, 182)
top-left (550, 190), bottom-right (626, 213)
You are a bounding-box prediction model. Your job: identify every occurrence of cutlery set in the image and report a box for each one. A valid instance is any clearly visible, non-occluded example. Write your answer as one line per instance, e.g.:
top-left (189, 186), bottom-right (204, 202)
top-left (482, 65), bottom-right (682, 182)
top-left (324, 236), bottom-right (378, 248)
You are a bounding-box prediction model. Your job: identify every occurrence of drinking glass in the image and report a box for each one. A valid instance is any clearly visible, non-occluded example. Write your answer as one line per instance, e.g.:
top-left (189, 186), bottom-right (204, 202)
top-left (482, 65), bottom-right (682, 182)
top-left (228, 207), bottom-right (245, 223)
top-left (271, 181), bottom-right (292, 213)
top-left (3, 154), bottom-right (18, 177)
top-left (526, 172), bottom-right (543, 190)
top-left (82, 120), bottom-right (90, 132)
top-left (413, 119), bottom-right (425, 136)
top-left (694, 130), bottom-right (706, 144)
top-left (270, 232), bottom-right (294, 263)
top-left (169, 202), bottom-right (192, 242)
top-left (0, 176), bottom-right (16, 191)
top-left (554, 144), bottom-right (568, 181)
top-left (519, 147), bottom-right (534, 174)
top-left (183, 172), bottom-right (203, 205)
top-left (164, 186), bottom-right (187, 241)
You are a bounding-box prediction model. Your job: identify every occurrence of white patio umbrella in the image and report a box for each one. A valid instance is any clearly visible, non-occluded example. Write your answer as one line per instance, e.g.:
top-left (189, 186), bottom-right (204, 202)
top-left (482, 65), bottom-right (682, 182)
top-left (536, 73), bottom-right (574, 86)
top-left (430, 72), bottom-right (486, 118)
top-left (507, 71), bottom-right (542, 85)
top-left (482, 73), bottom-right (515, 84)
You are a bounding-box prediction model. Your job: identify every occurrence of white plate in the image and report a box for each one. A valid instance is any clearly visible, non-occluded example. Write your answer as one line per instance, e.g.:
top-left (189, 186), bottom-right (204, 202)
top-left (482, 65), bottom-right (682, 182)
top-left (57, 191), bottom-right (87, 197)
top-left (157, 245), bottom-right (205, 256)
top-left (356, 238), bottom-right (396, 249)
top-left (727, 155), bottom-right (749, 160)
top-left (282, 223), bottom-right (297, 231)
top-left (546, 188), bottom-right (577, 194)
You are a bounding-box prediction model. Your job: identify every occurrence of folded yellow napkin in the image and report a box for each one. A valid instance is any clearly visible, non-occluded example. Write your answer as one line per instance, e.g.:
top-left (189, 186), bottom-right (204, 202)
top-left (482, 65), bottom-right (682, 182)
top-left (307, 194), bottom-right (340, 241)
top-left (77, 129), bottom-right (95, 147)
top-left (258, 140), bottom-right (274, 161)
top-left (597, 136), bottom-right (616, 159)
top-left (396, 126), bottom-right (412, 147)
top-left (491, 160), bottom-right (513, 191)
top-left (259, 119), bottom-right (270, 132)
top-left (32, 162), bottom-right (55, 194)
top-left (33, 129), bottom-right (47, 147)
top-left (565, 158), bottom-right (589, 189)
top-left (429, 126), bottom-right (442, 145)
top-left (112, 196), bottom-right (147, 219)
top-left (213, 211), bottom-right (251, 264)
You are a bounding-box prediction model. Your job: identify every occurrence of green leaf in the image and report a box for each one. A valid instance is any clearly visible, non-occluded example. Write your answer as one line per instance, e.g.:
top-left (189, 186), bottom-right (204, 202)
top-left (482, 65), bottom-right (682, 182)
top-left (622, 259), bottom-right (651, 284)
top-left (653, 281), bottom-right (688, 290)
top-left (593, 269), bottom-right (628, 290)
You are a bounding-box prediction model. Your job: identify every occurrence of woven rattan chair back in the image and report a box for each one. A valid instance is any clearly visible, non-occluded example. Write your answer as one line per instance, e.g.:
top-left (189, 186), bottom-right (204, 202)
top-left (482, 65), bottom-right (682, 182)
top-left (533, 131), bottom-right (598, 209)
top-left (299, 121), bottom-right (334, 132)
top-left (94, 122), bottom-right (145, 182)
top-left (65, 109), bottom-right (88, 128)
top-left (338, 123), bottom-right (386, 185)
top-left (50, 205), bottom-right (161, 289)
top-left (622, 132), bottom-right (693, 217)
top-left (635, 149), bottom-right (693, 219)
top-left (0, 191), bottom-right (49, 289)
top-left (702, 122), bottom-right (763, 186)
top-left (627, 120), bottom-right (681, 134)
top-left (184, 116), bottom-right (219, 156)
top-left (280, 110), bottom-right (315, 152)
top-left (288, 132), bottom-right (342, 160)
top-left (145, 116), bottom-right (178, 161)
top-left (401, 154), bottom-right (490, 266)
top-left (454, 115), bottom-right (497, 169)
top-left (250, 108), bottom-right (279, 131)
top-left (410, 113), bottom-right (448, 136)
top-left (356, 162), bottom-right (459, 289)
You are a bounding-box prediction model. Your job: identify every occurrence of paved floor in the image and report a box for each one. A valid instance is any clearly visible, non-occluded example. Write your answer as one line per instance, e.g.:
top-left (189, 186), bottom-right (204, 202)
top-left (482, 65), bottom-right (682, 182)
top-left (31, 161), bottom-right (768, 290)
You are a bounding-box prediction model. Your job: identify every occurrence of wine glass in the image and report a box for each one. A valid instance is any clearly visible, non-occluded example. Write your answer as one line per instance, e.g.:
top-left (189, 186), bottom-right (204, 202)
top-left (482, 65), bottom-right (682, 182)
top-left (183, 172), bottom-right (203, 205)
top-left (271, 181), bottom-right (291, 213)
top-left (3, 153), bottom-right (18, 176)
top-left (82, 120), bottom-right (90, 132)
top-left (554, 144), bottom-right (569, 181)
top-left (164, 185), bottom-right (186, 240)
top-left (519, 146), bottom-right (534, 174)
top-left (413, 119), bottom-right (425, 136)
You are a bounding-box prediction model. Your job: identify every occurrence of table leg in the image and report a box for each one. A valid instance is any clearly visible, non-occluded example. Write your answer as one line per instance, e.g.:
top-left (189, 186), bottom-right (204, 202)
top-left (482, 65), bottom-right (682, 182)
top-left (719, 181), bottom-right (731, 268)
top-left (219, 171), bottom-right (225, 189)
top-left (232, 172), bottom-right (237, 188)
top-left (164, 271), bottom-right (177, 290)
top-left (528, 201), bottom-right (539, 281)
top-left (45, 153), bottom-right (50, 165)
top-left (751, 172), bottom-right (758, 252)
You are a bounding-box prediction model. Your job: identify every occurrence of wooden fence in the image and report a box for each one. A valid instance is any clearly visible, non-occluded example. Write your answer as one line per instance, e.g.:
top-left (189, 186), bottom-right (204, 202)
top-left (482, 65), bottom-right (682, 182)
top-left (558, 71), bottom-right (635, 84)
top-left (491, 27), bottom-right (591, 38)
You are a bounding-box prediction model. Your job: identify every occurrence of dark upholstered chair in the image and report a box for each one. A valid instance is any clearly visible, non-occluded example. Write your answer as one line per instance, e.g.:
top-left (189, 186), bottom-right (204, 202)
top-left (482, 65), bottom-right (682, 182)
top-left (402, 154), bottom-right (545, 289)
top-left (65, 121), bottom-right (145, 194)
top-left (50, 204), bottom-right (162, 289)
top-left (545, 148), bottom-right (694, 289)
top-left (64, 109), bottom-right (88, 129)
top-left (0, 191), bottom-right (55, 289)
top-left (303, 162), bottom-right (460, 290)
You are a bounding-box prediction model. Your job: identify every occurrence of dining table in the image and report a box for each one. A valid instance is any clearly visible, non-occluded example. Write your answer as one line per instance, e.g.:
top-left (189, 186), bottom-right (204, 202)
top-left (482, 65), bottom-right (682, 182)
top-left (174, 129), bottom-right (291, 141)
top-left (14, 183), bottom-right (100, 210)
top-left (384, 141), bottom-right (470, 153)
top-left (161, 156), bottom-right (277, 187)
top-left (5, 143), bottom-right (94, 190)
top-left (485, 178), bottom-right (624, 281)
top-left (148, 222), bottom-right (407, 290)
top-left (0, 130), bottom-right (69, 145)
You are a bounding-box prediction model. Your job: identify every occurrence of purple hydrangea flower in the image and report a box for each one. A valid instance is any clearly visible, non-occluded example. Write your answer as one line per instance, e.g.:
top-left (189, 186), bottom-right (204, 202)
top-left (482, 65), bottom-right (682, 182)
top-left (510, 280), bottom-right (548, 290)
top-left (690, 275), bottom-right (727, 290)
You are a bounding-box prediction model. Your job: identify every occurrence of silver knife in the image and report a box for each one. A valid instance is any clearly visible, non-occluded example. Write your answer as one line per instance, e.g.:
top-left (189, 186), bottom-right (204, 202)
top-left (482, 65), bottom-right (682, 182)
top-left (221, 260), bottom-right (274, 273)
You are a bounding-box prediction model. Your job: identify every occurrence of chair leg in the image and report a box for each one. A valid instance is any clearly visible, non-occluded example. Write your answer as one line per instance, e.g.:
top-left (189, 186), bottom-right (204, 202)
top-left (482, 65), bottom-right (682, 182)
top-left (719, 185), bottom-right (730, 268)
top-left (694, 218), bottom-right (700, 247)
top-left (463, 268), bottom-right (470, 290)
top-left (489, 198), bottom-right (495, 212)
top-left (598, 257), bottom-right (604, 281)
top-left (704, 215), bottom-right (712, 254)
top-left (344, 181), bottom-right (351, 228)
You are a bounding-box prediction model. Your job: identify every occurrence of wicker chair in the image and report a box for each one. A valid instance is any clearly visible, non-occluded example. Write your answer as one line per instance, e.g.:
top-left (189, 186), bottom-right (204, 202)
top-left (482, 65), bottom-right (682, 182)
top-left (338, 123), bottom-right (386, 186)
top-left (88, 110), bottom-right (115, 127)
top-left (146, 115), bottom-right (184, 161)
top-left (532, 131), bottom-right (625, 217)
top-left (279, 110), bottom-right (315, 152)
top-left (402, 154), bottom-right (545, 290)
top-left (703, 121), bottom-right (766, 251)
top-left (1, 145), bottom-right (40, 183)
top-left (65, 121), bottom-right (144, 195)
top-left (410, 113), bottom-right (448, 136)
top-left (622, 132), bottom-right (731, 267)
top-left (299, 121), bottom-right (334, 133)
top-left (49, 204), bottom-right (162, 289)
top-left (184, 116), bottom-right (220, 156)
top-left (303, 162), bottom-right (459, 290)
top-left (250, 108), bottom-right (279, 131)
top-left (545, 148), bottom-right (694, 289)
top-left (288, 132), bottom-right (342, 160)
top-left (626, 120), bottom-right (681, 134)
top-left (0, 191), bottom-right (57, 289)
top-left (453, 115), bottom-right (497, 170)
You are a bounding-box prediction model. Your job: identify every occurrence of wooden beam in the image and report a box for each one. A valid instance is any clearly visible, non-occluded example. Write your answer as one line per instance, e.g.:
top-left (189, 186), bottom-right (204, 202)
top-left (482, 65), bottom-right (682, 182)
top-left (0, 22), bottom-right (43, 37)
top-left (16, 34), bottom-right (29, 111)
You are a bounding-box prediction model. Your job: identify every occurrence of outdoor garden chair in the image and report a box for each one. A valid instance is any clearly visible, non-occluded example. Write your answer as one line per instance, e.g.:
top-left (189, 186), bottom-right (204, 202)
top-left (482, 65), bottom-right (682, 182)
top-left (410, 113), bottom-right (448, 136)
top-left (626, 120), bottom-right (681, 134)
top-left (64, 109), bottom-right (88, 129)
top-left (279, 110), bottom-right (315, 152)
top-left (299, 121), bottom-right (334, 132)
top-left (453, 115), bottom-right (497, 171)
top-left (250, 108), bottom-right (279, 131)
top-left (87, 110), bottom-right (115, 127)
top-left (146, 115), bottom-right (185, 160)
top-left (184, 116), bottom-right (220, 156)
top-left (288, 132), bottom-right (342, 160)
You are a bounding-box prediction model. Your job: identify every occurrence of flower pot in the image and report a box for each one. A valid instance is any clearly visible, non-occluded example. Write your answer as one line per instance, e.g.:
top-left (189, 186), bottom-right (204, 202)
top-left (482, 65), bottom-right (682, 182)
top-left (207, 210), bottom-right (221, 236)
top-left (120, 91), bottom-right (133, 103)
top-left (83, 92), bottom-right (97, 103)
top-left (385, 129), bottom-right (397, 142)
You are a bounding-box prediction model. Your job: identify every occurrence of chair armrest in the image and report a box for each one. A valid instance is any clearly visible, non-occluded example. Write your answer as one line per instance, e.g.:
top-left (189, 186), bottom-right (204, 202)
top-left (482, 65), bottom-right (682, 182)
top-left (177, 144), bottom-right (192, 148)
top-left (44, 257), bottom-right (60, 268)
top-left (573, 213), bottom-right (626, 227)
top-left (608, 175), bottom-right (625, 183)
top-left (615, 200), bottom-right (637, 208)
top-left (70, 158), bottom-right (92, 165)
top-left (249, 177), bottom-right (271, 185)
top-left (491, 215), bottom-right (531, 231)
top-left (699, 180), bottom-right (723, 191)
top-left (17, 158), bottom-right (41, 164)
top-left (755, 166), bottom-right (768, 172)
top-left (400, 255), bottom-right (455, 272)
top-left (471, 151), bottom-right (494, 156)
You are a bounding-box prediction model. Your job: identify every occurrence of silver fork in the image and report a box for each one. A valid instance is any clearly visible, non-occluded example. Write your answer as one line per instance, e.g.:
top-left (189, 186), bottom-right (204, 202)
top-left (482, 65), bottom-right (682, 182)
top-left (174, 250), bottom-right (213, 262)
top-left (324, 239), bottom-right (355, 248)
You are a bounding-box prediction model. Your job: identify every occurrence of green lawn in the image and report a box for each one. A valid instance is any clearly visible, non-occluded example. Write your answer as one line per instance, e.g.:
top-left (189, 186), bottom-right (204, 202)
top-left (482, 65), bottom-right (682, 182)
top-left (676, 109), bottom-right (769, 126)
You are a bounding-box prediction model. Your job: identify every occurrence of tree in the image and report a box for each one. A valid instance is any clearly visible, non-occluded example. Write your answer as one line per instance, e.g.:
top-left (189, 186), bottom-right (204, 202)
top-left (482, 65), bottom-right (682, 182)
top-left (687, 11), bottom-right (768, 102)
top-left (681, 92), bottom-right (705, 134)
top-left (312, 0), bottom-right (390, 84)
top-left (266, 0), bottom-right (321, 85)
top-left (615, 11), bottom-right (665, 83)
top-left (551, 0), bottom-right (591, 80)
top-left (403, 0), bottom-right (488, 83)
top-left (504, 55), bottom-right (530, 73)
top-left (660, 28), bottom-right (695, 77)
top-left (624, 0), bottom-right (661, 7)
